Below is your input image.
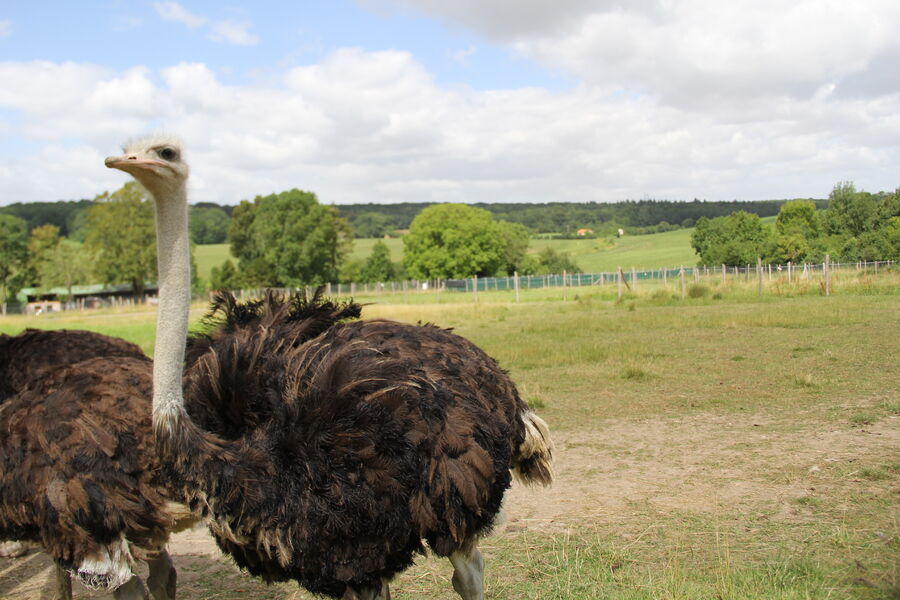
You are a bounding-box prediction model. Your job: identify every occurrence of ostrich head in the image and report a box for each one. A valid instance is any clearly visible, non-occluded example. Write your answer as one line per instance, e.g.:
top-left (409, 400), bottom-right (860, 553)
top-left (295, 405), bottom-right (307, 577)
top-left (104, 135), bottom-right (188, 198)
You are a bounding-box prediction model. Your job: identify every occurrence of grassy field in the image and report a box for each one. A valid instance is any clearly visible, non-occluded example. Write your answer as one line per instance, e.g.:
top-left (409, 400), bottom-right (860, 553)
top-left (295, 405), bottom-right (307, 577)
top-left (191, 227), bottom-right (702, 282)
top-left (1, 269), bottom-right (897, 599)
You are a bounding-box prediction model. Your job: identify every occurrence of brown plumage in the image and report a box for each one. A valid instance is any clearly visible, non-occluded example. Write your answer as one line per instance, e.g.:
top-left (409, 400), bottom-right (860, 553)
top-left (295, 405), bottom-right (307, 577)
top-left (0, 353), bottom-right (191, 599)
top-left (165, 292), bottom-right (554, 599)
top-left (0, 328), bottom-right (146, 401)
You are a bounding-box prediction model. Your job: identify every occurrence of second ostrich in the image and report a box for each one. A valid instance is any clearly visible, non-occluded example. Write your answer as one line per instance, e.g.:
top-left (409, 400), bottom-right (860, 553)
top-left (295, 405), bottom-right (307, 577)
top-left (107, 136), bottom-right (554, 600)
top-left (0, 328), bottom-right (146, 402)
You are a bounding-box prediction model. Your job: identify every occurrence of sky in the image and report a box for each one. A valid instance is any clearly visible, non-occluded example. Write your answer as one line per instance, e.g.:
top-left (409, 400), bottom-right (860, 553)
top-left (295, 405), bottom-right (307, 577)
top-left (1, 1), bottom-right (898, 206)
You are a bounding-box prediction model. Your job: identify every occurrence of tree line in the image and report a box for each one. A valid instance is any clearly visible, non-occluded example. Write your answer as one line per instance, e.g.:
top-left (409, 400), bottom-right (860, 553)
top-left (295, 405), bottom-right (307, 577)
top-left (690, 183), bottom-right (899, 266)
top-left (3, 196), bottom-right (829, 242)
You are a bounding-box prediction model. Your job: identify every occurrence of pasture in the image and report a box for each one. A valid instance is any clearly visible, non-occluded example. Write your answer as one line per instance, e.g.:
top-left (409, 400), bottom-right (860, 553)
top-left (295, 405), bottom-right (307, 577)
top-left (0, 272), bottom-right (897, 599)
top-left (192, 227), bottom-right (700, 283)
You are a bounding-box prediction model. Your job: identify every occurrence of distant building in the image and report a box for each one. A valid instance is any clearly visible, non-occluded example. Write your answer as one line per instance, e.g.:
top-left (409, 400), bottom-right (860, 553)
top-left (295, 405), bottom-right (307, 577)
top-left (577, 228), bottom-right (594, 236)
top-left (15, 282), bottom-right (159, 312)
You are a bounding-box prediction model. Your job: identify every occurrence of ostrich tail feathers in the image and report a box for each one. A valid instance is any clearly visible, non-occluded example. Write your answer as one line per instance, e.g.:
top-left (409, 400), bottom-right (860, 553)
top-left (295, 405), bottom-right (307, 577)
top-left (512, 411), bottom-right (554, 487)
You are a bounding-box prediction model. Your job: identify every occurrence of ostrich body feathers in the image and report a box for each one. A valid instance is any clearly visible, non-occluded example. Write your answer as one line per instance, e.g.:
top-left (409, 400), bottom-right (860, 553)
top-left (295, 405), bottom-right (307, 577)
top-left (0, 328), bottom-right (146, 401)
top-left (165, 292), bottom-right (542, 597)
top-left (0, 355), bottom-right (181, 589)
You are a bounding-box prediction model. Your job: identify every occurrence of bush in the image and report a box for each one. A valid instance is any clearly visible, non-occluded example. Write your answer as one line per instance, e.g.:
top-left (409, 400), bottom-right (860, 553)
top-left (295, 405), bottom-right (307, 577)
top-left (688, 283), bottom-right (710, 298)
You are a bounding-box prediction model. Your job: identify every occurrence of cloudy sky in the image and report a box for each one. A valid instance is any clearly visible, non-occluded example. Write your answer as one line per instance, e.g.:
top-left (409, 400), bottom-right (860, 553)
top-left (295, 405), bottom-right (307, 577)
top-left (1, 1), bottom-right (898, 206)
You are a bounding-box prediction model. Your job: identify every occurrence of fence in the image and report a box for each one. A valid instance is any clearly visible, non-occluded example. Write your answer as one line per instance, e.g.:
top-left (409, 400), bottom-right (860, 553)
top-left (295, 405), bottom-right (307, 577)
top-left (308, 257), bottom-right (896, 300)
top-left (4, 259), bottom-right (894, 315)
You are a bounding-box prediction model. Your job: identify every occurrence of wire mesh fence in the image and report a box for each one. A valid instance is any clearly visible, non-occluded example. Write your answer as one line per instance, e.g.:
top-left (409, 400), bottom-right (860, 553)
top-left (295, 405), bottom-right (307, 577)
top-left (294, 258), bottom-right (897, 299)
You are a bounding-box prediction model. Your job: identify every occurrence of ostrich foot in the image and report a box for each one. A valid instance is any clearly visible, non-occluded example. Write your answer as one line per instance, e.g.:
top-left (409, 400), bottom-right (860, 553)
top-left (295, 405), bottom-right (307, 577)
top-left (342, 579), bottom-right (391, 600)
top-left (449, 545), bottom-right (484, 600)
top-left (146, 549), bottom-right (177, 600)
top-left (0, 541), bottom-right (27, 557)
top-left (54, 564), bottom-right (73, 600)
top-left (112, 575), bottom-right (150, 600)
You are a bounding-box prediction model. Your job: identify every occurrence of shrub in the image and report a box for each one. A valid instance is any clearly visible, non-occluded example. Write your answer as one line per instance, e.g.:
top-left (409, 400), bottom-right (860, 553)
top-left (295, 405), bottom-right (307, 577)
top-left (688, 283), bottom-right (710, 298)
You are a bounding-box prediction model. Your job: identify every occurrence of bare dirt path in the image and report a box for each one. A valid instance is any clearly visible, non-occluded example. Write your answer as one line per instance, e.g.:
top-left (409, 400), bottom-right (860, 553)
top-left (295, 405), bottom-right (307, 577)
top-left (1, 408), bottom-right (896, 599)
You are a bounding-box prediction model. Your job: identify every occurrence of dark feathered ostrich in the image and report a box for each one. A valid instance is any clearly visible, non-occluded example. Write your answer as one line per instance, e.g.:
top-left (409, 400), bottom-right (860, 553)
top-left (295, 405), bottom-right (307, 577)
top-left (0, 328), bottom-right (148, 565)
top-left (0, 246), bottom-right (195, 599)
top-left (106, 136), bottom-right (553, 600)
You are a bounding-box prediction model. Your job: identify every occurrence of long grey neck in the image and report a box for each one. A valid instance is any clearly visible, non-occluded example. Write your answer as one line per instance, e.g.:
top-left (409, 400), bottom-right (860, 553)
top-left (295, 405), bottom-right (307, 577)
top-left (152, 185), bottom-right (191, 428)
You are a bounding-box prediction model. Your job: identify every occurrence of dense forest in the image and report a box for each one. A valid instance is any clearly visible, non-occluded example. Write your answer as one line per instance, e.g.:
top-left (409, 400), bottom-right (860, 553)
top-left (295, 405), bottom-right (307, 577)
top-left (1, 197), bottom-right (828, 241)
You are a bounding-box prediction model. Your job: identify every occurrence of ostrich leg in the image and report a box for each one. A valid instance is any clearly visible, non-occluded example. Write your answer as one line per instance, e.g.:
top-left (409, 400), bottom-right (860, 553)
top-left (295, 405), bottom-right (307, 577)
top-left (53, 564), bottom-right (72, 600)
top-left (113, 575), bottom-right (150, 600)
top-left (449, 544), bottom-right (484, 600)
top-left (145, 549), bottom-right (177, 600)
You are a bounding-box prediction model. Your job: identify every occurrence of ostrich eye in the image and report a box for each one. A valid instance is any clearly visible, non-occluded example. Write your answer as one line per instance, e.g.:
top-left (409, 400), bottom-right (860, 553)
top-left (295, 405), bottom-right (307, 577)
top-left (158, 147), bottom-right (178, 161)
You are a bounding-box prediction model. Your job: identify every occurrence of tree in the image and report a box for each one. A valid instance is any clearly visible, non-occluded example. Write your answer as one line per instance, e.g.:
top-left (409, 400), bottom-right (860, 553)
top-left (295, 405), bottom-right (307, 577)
top-left (690, 211), bottom-right (772, 266)
top-left (352, 212), bottom-right (392, 238)
top-left (84, 182), bottom-right (157, 297)
top-left (228, 189), bottom-right (352, 287)
top-left (39, 240), bottom-right (92, 298)
top-left (209, 259), bottom-right (242, 291)
top-left (776, 200), bottom-right (819, 238)
top-left (189, 206), bottom-right (231, 244)
top-left (403, 204), bottom-right (509, 279)
top-left (0, 214), bottom-right (28, 303)
top-left (825, 181), bottom-right (879, 237)
top-left (770, 200), bottom-right (821, 263)
top-left (496, 221), bottom-right (530, 275)
top-left (361, 240), bottom-right (396, 282)
top-left (24, 224), bottom-right (63, 287)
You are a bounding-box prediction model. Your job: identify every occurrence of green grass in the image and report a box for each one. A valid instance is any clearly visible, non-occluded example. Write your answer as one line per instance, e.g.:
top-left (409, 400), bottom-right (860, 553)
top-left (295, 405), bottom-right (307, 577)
top-left (193, 243), bottom-right (234, 282)
top-left (191, 225), bottom-right (703, 283)
top-left (1, 276), bottom-right (897, 599)
top-left (529, 228), bottom-right (700, 272)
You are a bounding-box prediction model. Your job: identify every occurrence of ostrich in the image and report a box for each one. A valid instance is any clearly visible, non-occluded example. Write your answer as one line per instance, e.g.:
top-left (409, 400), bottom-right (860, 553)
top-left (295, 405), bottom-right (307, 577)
top-left (0, 328), bottom-right (146, 402)
top-left (0, 328), bottom-right (148, 563)
top-left (106, 135), bottom-right (553, 600)
top-left (0, 291), bottom-right (197, 598)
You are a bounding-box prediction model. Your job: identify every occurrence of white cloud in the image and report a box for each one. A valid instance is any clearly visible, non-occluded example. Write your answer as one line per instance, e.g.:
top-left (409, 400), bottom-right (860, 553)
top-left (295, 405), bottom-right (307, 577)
top-left (208, 21), bottom-right (259, 46)
top-left (0, 45), bottom-right (898, 207)
top-left (378, 0), bottom-right (900, 109)
top-left (0, 20), bottom-right (13, 38)
top-left (152, 2), bottom-right (258, 46)
top-left (153, 1), bottom-right (207, 29)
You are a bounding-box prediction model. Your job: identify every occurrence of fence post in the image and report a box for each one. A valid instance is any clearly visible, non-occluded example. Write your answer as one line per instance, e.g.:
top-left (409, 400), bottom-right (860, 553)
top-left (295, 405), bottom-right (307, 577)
top-left (663, 268), bottom-right (667, 286)
top-left (514, 271), bottom-right (520, 303)
top-left (757, 257), bottom-right (763, 297)
top-left (473, 274), bottom-right (478, 302)
top-left (680, 266), bottom-right (686, 299)
top-left (631, 267), bottom-right (637, 292)
top-left (824, 254), bottom-right (831, 296)
top-left (617, 267), bottom-right (623, 301)
top-left (563, 270), bottom-right (567, 301)
top-left (787, 261), bottom-right (792, 283)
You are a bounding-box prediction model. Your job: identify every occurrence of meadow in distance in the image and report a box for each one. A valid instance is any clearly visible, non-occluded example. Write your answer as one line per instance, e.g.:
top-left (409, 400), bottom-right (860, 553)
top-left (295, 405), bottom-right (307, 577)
top-left (1, 225), bottom-right (897, 599)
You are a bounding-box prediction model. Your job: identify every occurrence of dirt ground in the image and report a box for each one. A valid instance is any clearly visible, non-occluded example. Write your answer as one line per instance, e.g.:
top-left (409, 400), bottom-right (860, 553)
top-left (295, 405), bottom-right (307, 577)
top-left (1, 408), bottom-right (896, 599)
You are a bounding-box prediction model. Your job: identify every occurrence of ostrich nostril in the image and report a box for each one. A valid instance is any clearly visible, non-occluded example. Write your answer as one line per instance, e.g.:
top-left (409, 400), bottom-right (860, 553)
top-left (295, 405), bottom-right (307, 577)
top-left (127, 155), bottom-right (137, 160)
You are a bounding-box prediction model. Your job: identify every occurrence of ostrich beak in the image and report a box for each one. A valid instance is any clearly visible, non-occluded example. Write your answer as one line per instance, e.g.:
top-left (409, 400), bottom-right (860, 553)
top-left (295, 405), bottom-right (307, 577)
top-left (105, 154), bottom-right (166, 171)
